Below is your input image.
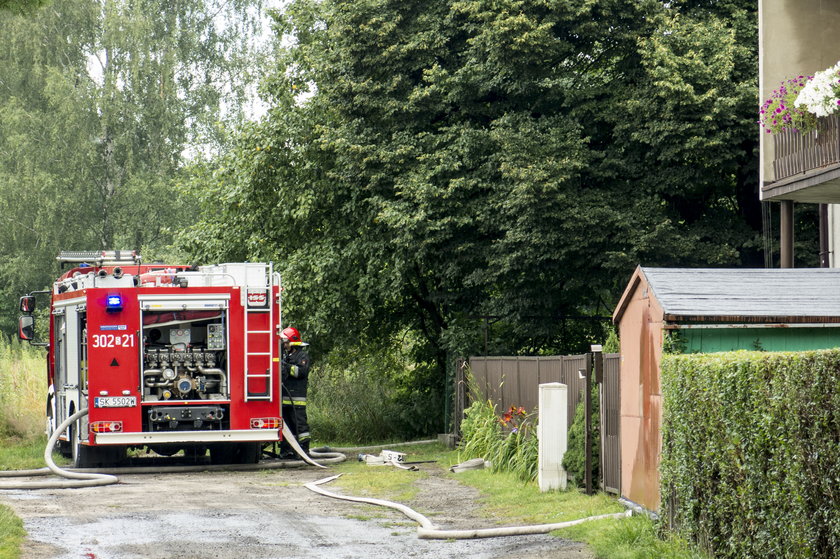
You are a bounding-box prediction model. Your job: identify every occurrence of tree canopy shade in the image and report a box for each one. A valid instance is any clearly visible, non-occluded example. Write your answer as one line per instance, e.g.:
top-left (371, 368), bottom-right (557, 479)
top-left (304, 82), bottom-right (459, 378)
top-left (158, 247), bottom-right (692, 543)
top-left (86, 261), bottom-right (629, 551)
top-left (0, 0), bottom-right (268, 330)
top-left (183, 0), bottom-right (764, 381)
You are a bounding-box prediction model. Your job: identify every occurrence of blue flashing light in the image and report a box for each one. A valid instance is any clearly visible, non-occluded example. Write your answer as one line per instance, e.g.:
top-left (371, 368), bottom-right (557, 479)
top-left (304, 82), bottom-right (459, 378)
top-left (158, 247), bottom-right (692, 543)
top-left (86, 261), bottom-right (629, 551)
top-left (106, 294), bottom-right (123, 312)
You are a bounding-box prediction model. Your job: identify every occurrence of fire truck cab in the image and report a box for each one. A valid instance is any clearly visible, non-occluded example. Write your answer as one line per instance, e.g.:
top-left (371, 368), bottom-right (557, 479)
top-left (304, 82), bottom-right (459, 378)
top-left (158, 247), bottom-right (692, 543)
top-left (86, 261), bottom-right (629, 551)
top-left (19, 251), bottom-right (284, 467)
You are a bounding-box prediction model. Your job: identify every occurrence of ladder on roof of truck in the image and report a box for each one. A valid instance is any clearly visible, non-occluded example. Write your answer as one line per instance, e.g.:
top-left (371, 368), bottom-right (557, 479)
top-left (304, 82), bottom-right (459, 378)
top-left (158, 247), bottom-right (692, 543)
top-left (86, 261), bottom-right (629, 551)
top-left (244, 263), bottom-right (276, 401)
top-left (57, 250), bottom-right (141, 266)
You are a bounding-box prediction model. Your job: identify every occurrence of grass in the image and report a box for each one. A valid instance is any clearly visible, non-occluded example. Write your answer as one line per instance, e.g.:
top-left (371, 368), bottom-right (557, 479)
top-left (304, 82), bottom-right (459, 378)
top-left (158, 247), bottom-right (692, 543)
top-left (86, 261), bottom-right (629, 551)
top-left (0, 504), bottom-right (24, 559)
top-left (557, 515), bottom-right (708, 559)
top-left (453, 468), bottom-right (623, 524)
top-left (0, 436), bottom-right (69, 471)
top-left (0, 339), bottom-right (56, 559)
top-left (333, 458), bottom-right (424, 502)
top-left (0, 338), bottom-right (46, 442)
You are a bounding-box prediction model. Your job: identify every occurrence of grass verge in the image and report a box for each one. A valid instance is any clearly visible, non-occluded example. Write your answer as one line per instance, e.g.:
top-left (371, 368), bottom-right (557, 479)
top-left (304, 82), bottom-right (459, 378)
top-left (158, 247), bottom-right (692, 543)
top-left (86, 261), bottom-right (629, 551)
top-left (555, 514), bottom-right (707, 559)
top-left (0, 504), bottom-right (24, 559)
top-left (0, 435), bottom-right (69, 471)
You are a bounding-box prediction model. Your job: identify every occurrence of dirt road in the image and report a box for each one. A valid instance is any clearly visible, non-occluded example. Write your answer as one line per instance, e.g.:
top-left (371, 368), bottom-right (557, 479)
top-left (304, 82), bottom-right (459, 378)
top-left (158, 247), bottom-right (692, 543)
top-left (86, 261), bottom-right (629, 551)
top-left (1, 461), bottom-right (595, 559)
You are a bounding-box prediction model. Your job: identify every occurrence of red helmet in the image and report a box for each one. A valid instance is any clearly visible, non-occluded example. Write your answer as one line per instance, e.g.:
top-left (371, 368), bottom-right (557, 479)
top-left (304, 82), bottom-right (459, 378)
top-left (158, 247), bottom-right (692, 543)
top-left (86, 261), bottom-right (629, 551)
top-left (281, 326), bottom-right (301, 343)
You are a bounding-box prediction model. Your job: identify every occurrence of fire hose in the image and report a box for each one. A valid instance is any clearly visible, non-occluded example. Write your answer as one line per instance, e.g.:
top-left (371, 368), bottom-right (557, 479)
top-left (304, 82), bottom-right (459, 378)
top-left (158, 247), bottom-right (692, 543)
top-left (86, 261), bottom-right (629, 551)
top-left (305, 474), bottom-right (632, 540)
top-left (0, 409), bottom-right (345, 490)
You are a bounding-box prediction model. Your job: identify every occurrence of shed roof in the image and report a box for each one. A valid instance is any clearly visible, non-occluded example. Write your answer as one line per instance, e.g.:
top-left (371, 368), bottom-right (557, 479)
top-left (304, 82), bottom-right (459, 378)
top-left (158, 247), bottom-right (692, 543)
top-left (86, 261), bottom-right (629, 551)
top-left (613, 267), bottom-right (840, 324)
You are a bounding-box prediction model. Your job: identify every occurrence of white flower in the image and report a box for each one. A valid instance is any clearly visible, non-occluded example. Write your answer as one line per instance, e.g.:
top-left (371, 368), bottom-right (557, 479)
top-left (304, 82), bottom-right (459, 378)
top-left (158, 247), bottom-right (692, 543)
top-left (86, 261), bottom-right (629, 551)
top-left (794, 61), bottom-right (840, 117)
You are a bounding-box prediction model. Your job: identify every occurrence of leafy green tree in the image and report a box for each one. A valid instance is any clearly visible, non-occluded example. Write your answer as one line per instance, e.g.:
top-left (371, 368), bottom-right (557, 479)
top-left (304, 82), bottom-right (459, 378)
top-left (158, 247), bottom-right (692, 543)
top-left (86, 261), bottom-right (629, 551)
top-left (183, 0), bottom-right (762, 420)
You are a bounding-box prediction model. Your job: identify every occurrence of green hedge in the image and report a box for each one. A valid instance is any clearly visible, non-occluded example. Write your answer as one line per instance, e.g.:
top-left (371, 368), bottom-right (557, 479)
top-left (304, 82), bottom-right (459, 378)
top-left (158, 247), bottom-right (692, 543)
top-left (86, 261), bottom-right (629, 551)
top-left (660, 350), bottom-right (840, 558)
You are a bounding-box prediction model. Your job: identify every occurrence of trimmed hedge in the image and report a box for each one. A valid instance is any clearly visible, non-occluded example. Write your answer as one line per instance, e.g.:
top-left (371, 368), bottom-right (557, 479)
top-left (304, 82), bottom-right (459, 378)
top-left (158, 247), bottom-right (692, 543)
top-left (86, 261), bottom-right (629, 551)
top-left (660, 350), bottom-right (840, 559)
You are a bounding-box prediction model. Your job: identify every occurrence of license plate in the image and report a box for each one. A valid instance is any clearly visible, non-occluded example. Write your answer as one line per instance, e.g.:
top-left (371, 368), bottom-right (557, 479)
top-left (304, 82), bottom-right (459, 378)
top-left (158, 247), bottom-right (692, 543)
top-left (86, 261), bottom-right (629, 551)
top-left (94, 396), bottom-right (137, 408)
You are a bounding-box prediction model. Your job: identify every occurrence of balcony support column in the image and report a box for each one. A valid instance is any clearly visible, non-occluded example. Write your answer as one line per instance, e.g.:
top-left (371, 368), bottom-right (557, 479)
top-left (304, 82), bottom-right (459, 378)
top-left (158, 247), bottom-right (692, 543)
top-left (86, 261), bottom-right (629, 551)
top-left (820, 203), bottom-right (830, 268)
top-left (780, 200), bottom-right (794, 268)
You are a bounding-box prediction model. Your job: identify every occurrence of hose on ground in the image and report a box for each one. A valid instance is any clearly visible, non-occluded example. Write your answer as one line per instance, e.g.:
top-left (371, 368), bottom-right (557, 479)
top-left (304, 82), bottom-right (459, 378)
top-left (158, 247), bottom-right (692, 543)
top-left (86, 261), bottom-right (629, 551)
top-left (0, 408), bottom-right (119, 489)
top-left (312, 439), bottom-right (439, 455)
top-left (305, 474), bottom-right (632, 540)
top-left (0, 414), bottom-right (345, 490)
top-left (282, 423), bottom-right (327, 469)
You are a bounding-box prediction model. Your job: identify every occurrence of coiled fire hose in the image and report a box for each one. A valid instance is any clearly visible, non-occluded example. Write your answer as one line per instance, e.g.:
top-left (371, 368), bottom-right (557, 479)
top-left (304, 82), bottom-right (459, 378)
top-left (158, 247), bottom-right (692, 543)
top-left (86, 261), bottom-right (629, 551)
top-left (0, 411), bottom-right (345, 490)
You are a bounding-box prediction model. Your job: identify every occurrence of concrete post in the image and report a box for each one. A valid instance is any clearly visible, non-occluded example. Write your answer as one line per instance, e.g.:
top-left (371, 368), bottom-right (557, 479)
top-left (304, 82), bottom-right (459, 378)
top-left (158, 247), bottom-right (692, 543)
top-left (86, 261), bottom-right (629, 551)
top-left (780, 200), bottom-right (794, 268)
top-left (538, 382), bottom-right (568, 492)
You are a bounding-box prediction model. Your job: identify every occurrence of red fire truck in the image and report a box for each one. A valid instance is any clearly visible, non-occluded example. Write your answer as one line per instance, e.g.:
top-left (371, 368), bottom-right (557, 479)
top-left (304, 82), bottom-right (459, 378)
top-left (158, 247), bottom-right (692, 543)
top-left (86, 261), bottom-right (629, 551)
top-left (18, 251), bottom-right (284, 467)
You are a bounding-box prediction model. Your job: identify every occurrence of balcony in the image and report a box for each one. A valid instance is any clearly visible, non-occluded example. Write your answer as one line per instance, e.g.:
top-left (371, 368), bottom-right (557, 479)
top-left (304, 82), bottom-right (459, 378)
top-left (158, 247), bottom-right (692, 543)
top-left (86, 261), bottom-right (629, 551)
top-left (764, 113), bottom-right (840, 203)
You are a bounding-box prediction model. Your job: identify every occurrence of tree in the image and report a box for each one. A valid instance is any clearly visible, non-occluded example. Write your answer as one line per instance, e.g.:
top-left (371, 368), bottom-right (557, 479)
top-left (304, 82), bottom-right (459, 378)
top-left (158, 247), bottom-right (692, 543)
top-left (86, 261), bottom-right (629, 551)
top-left (0, 0), bottom-right (47, 13)
top-left (183, 0), bottom-right (762, 407)
top-left (0, 0), bottom-right (268, 330)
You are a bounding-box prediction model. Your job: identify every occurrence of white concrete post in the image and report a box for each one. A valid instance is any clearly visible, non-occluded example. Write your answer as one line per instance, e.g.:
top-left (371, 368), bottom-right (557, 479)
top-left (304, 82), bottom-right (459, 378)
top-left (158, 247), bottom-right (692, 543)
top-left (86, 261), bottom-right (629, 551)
top-left (538, 382), bottom-right (568, 492)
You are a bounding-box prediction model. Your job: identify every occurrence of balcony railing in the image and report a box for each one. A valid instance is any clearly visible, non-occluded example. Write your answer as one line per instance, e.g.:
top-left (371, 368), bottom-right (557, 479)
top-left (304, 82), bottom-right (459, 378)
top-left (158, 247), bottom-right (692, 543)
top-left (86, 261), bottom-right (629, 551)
top-left (773, 113), bottom-right (840, 182)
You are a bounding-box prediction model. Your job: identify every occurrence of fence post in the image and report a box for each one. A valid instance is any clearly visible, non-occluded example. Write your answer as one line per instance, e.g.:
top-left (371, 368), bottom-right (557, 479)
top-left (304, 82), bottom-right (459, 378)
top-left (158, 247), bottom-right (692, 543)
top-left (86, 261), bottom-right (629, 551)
top-left (538, 382), bottom-right (568, 492)
top-left (453, 358), bottom-right (467, 442)
top-left (583, 351), bottom-right (597, 496)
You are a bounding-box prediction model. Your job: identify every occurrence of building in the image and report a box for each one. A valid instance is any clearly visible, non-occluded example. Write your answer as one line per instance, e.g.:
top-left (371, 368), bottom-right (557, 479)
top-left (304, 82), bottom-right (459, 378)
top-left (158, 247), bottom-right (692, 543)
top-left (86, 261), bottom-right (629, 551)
top-left (760, 1), bottom-right (840, 266)
top-left (613, 266), bottom-right (840, 511)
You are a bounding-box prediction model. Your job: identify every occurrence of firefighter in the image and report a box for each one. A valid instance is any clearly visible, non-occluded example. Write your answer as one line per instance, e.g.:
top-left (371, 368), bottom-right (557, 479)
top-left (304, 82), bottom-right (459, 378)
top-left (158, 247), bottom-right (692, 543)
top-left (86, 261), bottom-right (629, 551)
top-left (280, 326), bottom-right (311, 457)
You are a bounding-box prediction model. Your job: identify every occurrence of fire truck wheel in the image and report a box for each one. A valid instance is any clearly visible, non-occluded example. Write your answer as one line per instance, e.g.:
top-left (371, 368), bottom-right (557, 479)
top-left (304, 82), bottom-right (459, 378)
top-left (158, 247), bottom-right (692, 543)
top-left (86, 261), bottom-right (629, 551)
top-left (209, 443), bottom-right (261, 465)
top-left (239, 442), bottom-right (261, 464)
top-left (56, 420), bottom-right (73, 459)
top-left (71, 424), bottom-right (96, 469)
top-left (208, 444), bottom-right (236, 465)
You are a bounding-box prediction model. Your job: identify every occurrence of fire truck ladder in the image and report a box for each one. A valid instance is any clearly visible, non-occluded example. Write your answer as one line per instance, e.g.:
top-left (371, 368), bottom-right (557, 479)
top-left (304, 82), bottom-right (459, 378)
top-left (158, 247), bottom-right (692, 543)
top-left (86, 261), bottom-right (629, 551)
top-left (244, 264), bottom-right (276, 401)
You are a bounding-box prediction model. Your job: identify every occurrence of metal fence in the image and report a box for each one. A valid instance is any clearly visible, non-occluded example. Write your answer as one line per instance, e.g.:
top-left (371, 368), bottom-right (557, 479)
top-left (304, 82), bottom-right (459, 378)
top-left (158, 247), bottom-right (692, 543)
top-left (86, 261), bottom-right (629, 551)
top-left (600, 354), bottom-right (620, 495)
top-left (458, 354), bottom-right (621, 495)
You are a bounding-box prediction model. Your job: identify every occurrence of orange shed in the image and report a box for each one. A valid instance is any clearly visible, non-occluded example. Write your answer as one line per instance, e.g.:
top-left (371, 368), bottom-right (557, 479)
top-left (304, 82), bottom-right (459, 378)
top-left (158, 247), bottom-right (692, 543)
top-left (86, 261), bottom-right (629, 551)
top-left (613, 266), bottom-right (840, 512)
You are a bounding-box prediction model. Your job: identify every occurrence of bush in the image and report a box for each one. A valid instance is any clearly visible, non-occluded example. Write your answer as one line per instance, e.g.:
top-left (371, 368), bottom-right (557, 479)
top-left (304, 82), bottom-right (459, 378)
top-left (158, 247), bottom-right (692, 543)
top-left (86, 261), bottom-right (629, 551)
top-left (660, 350), bottom-right (840, 558)
top-left (307, 342), bottom-right (443, 443)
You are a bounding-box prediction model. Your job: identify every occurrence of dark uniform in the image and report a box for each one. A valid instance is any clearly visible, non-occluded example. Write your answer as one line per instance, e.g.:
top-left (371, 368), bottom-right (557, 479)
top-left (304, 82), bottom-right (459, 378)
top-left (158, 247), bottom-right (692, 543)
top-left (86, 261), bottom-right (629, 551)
top-left (281, 344), bottom-right (311, 454)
